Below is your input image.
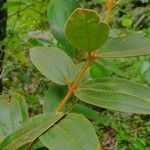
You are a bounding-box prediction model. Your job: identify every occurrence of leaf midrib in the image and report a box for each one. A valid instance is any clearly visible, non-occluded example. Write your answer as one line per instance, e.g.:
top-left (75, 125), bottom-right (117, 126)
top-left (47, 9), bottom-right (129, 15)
top-left (101, 46), bottom-right (150, 53)
top-left (75, 87), bottom-right (150, 103)
top-left (82, 9), bottom-right (90, 51)
top-left (75, 90), bottom-right (150, 112)
top-left (2, 114), bottom-right (64, 150)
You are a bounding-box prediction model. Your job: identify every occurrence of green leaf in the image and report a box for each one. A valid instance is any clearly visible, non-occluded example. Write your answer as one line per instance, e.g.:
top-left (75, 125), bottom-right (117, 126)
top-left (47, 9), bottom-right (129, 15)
top-left (30, 46), bottom-right (76, 85)
top-left (43, 84), bottom-right (66, 112)
top-left (0, 93), bottom-right (28, 139)
top-left (0, 113), bottom-right (65, 150)
top-left (121, 18), bottom-right (132, 27)
top-left (47, 0), bottom-right (79, 57)
top-left (72, 104), bottom-right (106, 125)
top-left (65, 8), bottom-right (109, 52)
top-left (96, 59), bottom-right (128, 77)
top-left (99, 34), bottom-right (150, 58)
top-left (40, 113), bottom-right (100, 150)
top-left (90, 62), bottom-right (109, 78)
top-left (29, 38), bottom-right (53, 47)
top-left (75, 77), bottom-right (150, 114)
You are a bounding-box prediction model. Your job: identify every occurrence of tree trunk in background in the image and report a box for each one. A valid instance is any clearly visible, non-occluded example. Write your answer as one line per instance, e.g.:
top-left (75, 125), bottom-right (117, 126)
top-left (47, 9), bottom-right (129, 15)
top-left (0, 0), bottom-right (7, 92)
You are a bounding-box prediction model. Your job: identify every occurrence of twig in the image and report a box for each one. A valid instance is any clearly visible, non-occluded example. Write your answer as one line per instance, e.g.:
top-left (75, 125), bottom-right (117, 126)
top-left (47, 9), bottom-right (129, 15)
top-left (0, 66), bottom-right (5, 79)
top-left (134, 14), bottom-right (146, 28)
top-left (55, 52), bottom-right (98, 112)
top-left (104, 0), bottom-right (117, 24)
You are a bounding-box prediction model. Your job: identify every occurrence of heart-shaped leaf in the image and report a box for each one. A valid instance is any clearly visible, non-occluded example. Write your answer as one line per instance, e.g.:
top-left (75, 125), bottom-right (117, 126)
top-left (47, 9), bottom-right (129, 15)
top-left (65, 8), bottom-right (109, 52)
top-left (30, 46), bottom-right (76, 85)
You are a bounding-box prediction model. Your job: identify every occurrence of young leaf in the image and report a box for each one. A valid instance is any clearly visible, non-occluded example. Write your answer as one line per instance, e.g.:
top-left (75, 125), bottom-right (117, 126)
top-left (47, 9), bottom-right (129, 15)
top-left (0, 113), bottom-right (65, 150)
top-left (0, 93), bottom-right (28, 139)
top-left (47, 0), bottom-right (79, 57)
top-left (40, 113), bottom-right (100, 150)
top-left (99, 34), bottom-right (150, 58)
top-left (75, 77), bottom-right (150, 114)
top-left (65, 8), bottom-right (109, 52)
top-left (30, 46), bottom-right (76, 85)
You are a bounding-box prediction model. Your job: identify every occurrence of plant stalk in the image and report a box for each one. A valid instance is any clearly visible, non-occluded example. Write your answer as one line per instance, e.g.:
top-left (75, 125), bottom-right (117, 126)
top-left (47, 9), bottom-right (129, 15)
top-left (55, 52), bottom-right (98, 112)
top-left (104, 0), bottom-right (117, 23)
top-left (55, 60), bottom-right (91, 112)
